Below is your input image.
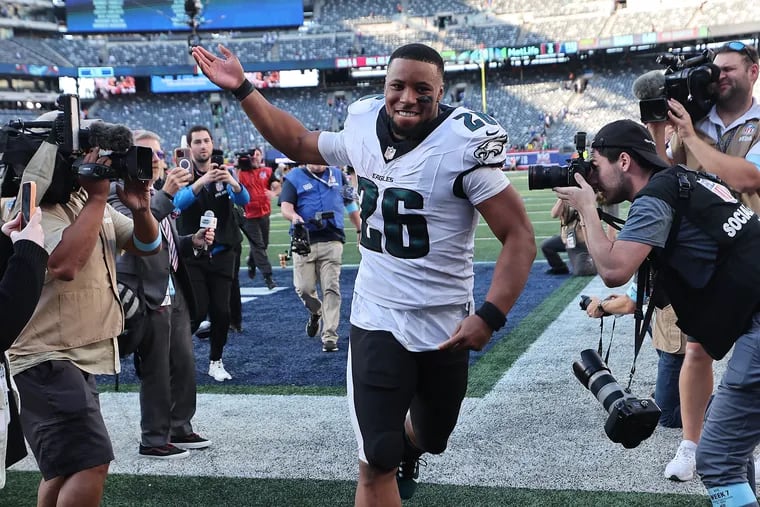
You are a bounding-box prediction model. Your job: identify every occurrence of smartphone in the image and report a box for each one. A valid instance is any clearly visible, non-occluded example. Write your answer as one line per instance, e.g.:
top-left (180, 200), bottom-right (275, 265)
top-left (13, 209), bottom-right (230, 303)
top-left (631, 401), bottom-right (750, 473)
top-left (174, 148), bottom-right (193, 173)
top-left (211, 150), bottom-right (225, 167)
top-left (20, 181), bottom-right (36, 227)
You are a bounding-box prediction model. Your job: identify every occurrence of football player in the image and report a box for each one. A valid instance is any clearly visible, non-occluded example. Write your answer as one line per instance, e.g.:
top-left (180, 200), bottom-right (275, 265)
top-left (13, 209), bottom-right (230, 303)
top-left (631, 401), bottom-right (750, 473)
top-left (193, 42), bottom-right (536, 506)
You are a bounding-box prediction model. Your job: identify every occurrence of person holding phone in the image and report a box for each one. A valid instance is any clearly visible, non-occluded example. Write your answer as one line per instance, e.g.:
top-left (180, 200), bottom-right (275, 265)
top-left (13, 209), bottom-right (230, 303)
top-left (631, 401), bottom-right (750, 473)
top-left (173, 126), bottom-right (249, 382)
top-left (0, 208), bottom-right (47, 489)
top-left (109, 130), bottom-right (214, 459)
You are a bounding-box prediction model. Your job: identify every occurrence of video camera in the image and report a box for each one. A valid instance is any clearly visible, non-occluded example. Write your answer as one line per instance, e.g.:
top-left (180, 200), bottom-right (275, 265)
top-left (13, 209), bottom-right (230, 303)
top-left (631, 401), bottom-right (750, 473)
top-left (528, 132), bottom-right (590, 190)
top-left (573, 349), bottom-right (661, 448)
top-left (633, 49), bottom-right (720, 123)
top-left (0, 93), bottom-right (152, 200)
top-left (290, 222), bottom-right (311, 256)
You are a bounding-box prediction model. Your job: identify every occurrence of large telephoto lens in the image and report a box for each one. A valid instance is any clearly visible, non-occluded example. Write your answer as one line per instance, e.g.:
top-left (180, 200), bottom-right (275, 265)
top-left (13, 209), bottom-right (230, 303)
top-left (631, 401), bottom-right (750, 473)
top-left (528, 164), bottom-right (570, 190)
top-left (572, 349), bottom-right (626, 413)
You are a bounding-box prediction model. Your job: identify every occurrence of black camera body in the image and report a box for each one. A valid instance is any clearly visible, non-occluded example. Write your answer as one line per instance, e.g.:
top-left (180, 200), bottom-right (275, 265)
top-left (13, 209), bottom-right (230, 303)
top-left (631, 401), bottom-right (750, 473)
top-left (573, 348), bottom-right (661, 448)
top-left (639, 50), bottom-right (720, 123)
top-left (291, 222), bottom-right (311, 256)
top-left (0, 93), bottom-right (152, 201)
top-left (528, 132), bottom-right (590, 190)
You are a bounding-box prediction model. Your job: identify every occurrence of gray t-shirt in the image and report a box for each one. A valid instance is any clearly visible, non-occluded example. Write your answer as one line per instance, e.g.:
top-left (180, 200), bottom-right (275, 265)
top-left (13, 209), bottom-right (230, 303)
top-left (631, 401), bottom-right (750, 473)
top-left (618, 195), bottom-right (719, 288)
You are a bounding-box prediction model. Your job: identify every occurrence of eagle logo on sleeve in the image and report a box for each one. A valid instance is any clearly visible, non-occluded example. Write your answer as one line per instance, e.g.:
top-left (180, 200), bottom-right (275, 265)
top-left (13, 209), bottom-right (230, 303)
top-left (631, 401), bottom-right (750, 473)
top-left (473, 134), bottom-right (508, 166)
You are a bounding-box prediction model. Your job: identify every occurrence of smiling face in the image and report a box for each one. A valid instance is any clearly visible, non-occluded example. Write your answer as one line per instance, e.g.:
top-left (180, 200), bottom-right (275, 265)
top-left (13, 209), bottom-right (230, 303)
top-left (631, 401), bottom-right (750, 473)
top-left (384, 58), bottom-right (444, 140)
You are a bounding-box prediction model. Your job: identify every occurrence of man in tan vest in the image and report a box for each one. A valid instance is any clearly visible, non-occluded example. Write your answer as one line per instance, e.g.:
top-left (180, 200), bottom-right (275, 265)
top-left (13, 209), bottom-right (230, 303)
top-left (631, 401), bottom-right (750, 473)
top-left (646, 41), bottom-right (760, 484)
top-left (8, 137), bottom-right (159, 507)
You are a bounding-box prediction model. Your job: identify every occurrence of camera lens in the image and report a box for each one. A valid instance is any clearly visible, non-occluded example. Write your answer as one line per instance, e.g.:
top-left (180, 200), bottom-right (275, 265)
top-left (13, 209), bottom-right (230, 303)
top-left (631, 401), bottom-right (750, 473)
top-left (572, 349), bottom-right (626, 412)
top-left (528, 164), bottom-right (571, 190)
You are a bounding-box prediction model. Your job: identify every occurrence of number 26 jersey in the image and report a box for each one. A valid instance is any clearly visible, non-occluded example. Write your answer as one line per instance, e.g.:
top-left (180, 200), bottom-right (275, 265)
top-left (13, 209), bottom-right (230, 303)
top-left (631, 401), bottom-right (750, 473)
top-left (318, 95), bottom-right (510, 310)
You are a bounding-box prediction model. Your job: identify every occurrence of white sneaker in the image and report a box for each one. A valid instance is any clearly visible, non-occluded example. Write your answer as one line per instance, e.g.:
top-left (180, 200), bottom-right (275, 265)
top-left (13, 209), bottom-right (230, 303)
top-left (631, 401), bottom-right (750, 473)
top-left (198, 320), bottom-right (211, 333)
top-left (754, 455), bottom-right (760, 485)
top-left (664, 440), bottom-right (697, 481)
top-left (208, 360), bottom-right (232, 382)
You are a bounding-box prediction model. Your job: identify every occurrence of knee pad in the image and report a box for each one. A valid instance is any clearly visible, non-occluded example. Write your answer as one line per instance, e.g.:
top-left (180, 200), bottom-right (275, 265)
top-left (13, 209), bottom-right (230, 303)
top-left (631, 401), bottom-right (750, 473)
top-left (364, 431), bottom-right (404, 471)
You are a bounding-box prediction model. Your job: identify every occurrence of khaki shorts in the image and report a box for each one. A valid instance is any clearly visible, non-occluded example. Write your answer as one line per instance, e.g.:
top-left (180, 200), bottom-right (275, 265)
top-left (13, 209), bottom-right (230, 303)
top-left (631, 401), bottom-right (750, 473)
top-left (653, 305), bottom-right (687, 354)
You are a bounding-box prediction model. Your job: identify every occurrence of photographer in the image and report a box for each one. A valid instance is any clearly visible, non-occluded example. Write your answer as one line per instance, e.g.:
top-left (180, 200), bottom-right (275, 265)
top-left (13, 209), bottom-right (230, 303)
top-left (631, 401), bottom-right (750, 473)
top-left (555, 119), bottom-right (760, 507)
top-left (7, 129), bottom-right (159, 506)
top-left (280, 163), bottom-right (361, 352)
top-left (541, 198), bottom-right (595, 275)
top-left (0, 209), bottom-right (47, 488)
top-left (645, 41), bottom-right (760, 484)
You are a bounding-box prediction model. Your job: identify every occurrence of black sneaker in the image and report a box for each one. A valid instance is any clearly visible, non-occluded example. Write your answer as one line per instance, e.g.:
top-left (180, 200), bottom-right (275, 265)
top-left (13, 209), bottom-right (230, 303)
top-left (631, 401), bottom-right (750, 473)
top-left (545, 265), bottom-right (570, 275)
top-left (322, 341), bottom-right (338, 352)
top-left (397, 457), bottom-right (425, 500)
top-left (171, 432), bottom-right (212, 450)
top-left (139, 443), bottom-right (190, 459)
top-left (306, 313), bottom-right (321, 337)
top-left (264, 275), bottom-right (277, 290)
top-left (247, 263), bottom-right (256, 279)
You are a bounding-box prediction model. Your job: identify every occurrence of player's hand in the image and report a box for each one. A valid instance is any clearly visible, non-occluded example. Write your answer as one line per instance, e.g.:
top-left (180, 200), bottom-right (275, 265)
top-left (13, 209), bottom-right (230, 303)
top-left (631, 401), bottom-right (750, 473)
top-left (191, 44), bottom-right (246, 91)
top-left (438, 315), bottom-right (493, 352)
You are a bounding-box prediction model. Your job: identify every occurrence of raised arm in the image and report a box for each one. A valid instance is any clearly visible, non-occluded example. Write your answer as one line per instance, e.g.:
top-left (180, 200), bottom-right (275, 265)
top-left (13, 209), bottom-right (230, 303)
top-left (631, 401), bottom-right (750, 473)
top-left (192, 44), bottom-right (326, 165)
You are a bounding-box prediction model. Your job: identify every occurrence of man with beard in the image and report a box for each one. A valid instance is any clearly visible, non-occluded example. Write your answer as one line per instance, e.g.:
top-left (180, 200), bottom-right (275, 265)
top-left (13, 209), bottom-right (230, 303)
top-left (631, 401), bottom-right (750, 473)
top-left (174, 126), bottom-right (249, 382)
top-left (191, 42), bottom-right (535, 506)
top-left (645, 41), bottom-right (760, 482)
top-left (555, 119), bottom-right (760, 507)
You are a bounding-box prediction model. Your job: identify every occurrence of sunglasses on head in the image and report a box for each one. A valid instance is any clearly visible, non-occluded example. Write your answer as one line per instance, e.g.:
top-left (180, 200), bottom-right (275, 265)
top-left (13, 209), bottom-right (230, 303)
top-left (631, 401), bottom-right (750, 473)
top-left (721, 41), bottom-right (758, 63)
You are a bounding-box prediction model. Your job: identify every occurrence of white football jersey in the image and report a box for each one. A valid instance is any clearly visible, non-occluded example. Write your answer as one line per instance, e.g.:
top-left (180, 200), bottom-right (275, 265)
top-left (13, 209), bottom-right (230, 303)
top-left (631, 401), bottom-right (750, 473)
top-left (319, 96), bottom-right (509, 312)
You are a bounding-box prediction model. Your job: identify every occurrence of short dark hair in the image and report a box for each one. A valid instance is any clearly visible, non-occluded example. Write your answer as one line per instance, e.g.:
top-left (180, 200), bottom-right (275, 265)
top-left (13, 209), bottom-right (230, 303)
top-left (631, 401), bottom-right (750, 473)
top-left (187, 125), bottom-right (212, 143)
top-left (715, 41), bottom-right (759, 66)
top-left (389, 43), bottom-right (444, 76)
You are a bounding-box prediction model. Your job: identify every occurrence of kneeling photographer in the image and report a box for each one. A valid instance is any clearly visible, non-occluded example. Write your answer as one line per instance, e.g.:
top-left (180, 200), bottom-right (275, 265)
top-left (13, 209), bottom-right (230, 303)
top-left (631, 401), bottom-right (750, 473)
top-left (555, 119), bottom-right (760, 507)
top-left (0, 99), bottom-right (160, 506)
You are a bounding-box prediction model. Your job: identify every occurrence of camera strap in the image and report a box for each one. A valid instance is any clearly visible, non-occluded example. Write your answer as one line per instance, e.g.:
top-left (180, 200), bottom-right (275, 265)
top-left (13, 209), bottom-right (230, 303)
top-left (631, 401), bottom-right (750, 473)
top-left (597, 207), bottom-right (625, 231)
top-left (596, 313), bottom-right (617, 365)
top-left (628, 261), bottom-right (658, 389)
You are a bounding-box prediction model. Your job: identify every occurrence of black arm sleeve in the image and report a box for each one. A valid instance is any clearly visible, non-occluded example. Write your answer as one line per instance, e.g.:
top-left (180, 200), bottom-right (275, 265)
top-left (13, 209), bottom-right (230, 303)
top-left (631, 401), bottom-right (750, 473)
top-left (0, 239), bottom-right (49, 352)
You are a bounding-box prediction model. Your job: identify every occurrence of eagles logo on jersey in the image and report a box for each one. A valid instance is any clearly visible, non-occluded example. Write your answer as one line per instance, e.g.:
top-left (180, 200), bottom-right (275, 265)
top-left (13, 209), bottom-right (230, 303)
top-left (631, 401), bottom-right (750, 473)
top-left (474, 134), bottom-right (508, 166)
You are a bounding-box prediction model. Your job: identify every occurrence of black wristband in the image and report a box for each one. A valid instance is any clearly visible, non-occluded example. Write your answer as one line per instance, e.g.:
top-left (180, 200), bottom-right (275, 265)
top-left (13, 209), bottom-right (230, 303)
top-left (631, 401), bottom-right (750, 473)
top-left (232, 79), bottom-right (255, 101)
top-left (475, 301), bottom-right (506, 332)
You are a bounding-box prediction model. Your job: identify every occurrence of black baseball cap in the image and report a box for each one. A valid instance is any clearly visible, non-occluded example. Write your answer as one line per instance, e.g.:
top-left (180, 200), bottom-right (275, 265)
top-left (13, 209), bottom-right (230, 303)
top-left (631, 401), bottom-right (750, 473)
top-left (591, 120), bottom-right (669, 170)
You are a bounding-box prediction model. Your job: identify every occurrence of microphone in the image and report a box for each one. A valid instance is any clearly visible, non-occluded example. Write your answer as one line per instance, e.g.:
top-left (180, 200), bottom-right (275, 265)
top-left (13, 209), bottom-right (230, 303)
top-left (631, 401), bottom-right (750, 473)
top-left (199, 210), bottom-right (217, 257)
top-left (87, 121), bottom-right (134, 153)
top-left (632, 70), bottom-right (666, 100)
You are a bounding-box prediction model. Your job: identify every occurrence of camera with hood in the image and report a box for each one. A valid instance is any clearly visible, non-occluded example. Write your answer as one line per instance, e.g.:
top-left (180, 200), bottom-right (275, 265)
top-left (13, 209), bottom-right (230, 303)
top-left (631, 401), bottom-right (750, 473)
top-left (633, 50), bottom-right (720, 123)
top-left (528, 132), bottom-right (591, 190)
top-left (573, 349), bottom-right (661, 448)
top-left (0, 94), bottom-right (153, 204)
